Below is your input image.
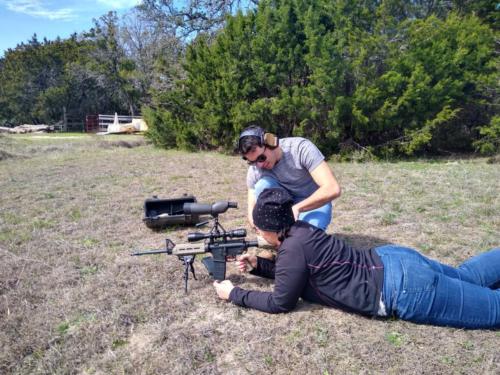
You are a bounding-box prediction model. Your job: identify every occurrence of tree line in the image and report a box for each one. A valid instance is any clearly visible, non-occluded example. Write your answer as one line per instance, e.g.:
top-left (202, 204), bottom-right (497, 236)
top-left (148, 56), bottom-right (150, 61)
top-left (0, 0), bottom-right (498, 156)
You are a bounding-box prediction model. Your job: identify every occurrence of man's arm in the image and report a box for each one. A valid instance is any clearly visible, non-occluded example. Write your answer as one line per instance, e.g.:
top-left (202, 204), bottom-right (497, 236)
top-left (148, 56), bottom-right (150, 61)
top-left (292, 161), bottom-right (341, 219)
top-left (247, 188), bottom-right (256, 228)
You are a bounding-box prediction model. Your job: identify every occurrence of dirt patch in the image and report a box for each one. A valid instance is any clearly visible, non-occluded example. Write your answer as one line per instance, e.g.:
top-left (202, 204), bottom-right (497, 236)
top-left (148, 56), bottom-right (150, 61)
top-left (0, 149), bottom-right (18, 160)
top-left (98, 139), bottom-right (146, 149)
top-left (487, 154), bottom-right (500, 164)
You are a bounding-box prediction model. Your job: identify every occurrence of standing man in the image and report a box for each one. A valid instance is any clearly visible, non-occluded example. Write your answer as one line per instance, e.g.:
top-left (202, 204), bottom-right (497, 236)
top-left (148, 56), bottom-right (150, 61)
top-left (238, 126), bottom-right (341, 231)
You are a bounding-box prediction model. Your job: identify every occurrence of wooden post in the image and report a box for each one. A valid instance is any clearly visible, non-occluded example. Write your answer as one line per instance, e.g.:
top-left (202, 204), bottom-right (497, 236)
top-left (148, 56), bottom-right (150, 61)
top-left (62, 106), bottom-right (67, 132)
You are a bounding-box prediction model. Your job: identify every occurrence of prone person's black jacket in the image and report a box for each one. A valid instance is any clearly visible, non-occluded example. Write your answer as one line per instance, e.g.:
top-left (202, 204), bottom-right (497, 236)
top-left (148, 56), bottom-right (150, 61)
top-left (229, 221), bottom-right (385, 315)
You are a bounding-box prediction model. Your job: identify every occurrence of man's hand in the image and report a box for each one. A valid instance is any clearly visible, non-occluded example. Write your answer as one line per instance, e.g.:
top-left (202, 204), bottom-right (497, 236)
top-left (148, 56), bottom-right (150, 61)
top-left (291, 204), bottom-right (301, 220)
top-left (247, 188), bottom-right (257, 229)
top-left (213, 280), bottom-right (234, 300)
top-left (236, 254), bottom-right (257, 273)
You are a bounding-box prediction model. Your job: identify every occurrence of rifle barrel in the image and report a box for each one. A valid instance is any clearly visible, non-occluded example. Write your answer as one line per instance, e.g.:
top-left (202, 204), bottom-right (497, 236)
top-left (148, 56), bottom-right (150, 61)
top-left (131, 249), bottom-right (168, 256)
top-left (246, 240), bottom-right (259, 248)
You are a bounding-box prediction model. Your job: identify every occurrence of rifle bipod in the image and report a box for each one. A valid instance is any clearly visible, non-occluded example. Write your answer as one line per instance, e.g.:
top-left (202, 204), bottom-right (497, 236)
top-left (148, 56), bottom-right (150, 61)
top-left (181, 255), bottom-right (196, 293)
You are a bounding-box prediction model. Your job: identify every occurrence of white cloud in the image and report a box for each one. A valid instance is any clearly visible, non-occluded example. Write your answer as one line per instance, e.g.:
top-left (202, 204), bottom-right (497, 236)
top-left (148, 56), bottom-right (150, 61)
top-left (5, 0), bottom-right (76, 20)
top-left (96, 0), bottom-right (141, 10)
top-left (3, 1), bottom-right (142, 21)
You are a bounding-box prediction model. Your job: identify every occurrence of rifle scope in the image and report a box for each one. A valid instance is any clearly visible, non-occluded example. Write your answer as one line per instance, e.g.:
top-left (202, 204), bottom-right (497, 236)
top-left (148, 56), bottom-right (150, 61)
top-left (187, 229), bottom-right (247, 242)
top-left (183, 201), bottom-right (237, 216)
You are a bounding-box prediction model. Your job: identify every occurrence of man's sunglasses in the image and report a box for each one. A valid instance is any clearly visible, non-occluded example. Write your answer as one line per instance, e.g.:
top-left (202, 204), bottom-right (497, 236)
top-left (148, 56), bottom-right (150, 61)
top-left (242, 147), bottom-right (267, 165)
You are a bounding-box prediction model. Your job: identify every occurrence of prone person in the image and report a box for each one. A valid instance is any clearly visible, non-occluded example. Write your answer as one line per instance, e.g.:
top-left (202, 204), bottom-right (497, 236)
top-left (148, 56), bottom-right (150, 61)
top-left (238, 126), bottom-right (341, 231)
top-left (213, 188), bottom-right (500, 329)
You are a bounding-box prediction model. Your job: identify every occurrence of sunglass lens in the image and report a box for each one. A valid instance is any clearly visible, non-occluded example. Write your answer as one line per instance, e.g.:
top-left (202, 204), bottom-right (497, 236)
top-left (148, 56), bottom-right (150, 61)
top-left (243, 150), bottom-right (267, 165)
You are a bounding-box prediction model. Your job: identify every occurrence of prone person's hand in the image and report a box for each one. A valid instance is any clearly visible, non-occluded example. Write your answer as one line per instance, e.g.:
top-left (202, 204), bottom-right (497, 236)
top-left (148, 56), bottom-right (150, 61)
top-left (213, 280), bottom-right (234, 300)
top-left (236, 254), bottom-right (257, 273)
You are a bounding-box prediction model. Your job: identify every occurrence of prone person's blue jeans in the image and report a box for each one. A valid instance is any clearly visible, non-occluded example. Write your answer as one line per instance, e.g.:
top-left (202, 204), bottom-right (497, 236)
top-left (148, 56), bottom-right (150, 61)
top-left (254, 176), bottom-right (332, 230)
top-left (375, 245), bottom-right (500, 329)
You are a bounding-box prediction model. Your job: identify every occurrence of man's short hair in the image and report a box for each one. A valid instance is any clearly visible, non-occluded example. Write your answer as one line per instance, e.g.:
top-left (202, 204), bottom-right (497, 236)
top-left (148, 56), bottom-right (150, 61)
top-left (238, 126), bottom-right (265, 154)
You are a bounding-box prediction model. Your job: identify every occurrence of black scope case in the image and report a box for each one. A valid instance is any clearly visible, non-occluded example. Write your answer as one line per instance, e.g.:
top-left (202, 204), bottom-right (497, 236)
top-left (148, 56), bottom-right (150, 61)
top-left (143, 195), bottom-right (200, 230)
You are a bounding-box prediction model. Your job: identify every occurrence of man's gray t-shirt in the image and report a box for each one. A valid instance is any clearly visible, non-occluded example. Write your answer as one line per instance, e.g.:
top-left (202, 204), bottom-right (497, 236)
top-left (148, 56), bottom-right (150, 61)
top-left (246, 137), bottom-right (324, 199)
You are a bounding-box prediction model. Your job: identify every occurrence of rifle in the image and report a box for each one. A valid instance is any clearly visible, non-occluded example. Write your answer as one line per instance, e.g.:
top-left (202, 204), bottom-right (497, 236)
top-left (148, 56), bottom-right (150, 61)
top-left (131, 201), bottom-right (260, 292)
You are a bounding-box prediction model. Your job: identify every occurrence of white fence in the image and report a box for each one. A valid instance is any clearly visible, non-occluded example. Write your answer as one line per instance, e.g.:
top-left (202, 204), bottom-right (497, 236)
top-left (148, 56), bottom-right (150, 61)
top-left (85, 114), bottom-right (142, 133)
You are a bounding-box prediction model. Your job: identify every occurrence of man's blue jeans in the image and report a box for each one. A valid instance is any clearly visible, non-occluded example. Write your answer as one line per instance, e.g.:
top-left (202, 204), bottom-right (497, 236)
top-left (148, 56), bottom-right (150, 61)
top-left (254, 176), bottom-right (332, 230)
top-left (375, 245), bottom-right (500, 329)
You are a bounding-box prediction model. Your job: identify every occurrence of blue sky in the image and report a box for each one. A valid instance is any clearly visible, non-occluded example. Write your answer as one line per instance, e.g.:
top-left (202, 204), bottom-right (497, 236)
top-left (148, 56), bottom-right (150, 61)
top-left (0, 0), bottom-right (141, 57)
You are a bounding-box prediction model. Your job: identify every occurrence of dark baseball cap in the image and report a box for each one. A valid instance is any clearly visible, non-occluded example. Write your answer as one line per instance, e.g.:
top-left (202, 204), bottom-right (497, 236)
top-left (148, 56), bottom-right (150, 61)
top-left (252, 188), bottom-right (295, 232)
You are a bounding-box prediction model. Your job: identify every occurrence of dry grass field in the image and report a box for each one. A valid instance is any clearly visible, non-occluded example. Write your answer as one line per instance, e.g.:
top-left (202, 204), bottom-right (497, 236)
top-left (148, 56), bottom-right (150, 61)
top-left (0, 133), bottom-right (499, 374)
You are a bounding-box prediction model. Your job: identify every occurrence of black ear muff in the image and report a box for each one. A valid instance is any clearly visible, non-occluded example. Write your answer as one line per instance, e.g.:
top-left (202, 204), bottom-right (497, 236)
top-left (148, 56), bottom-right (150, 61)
top-left (263, 133), bottom-right (279, 148)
